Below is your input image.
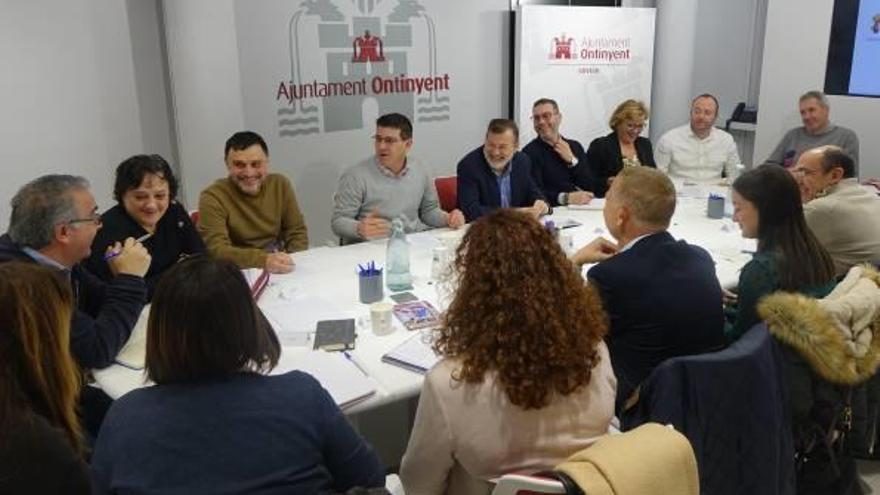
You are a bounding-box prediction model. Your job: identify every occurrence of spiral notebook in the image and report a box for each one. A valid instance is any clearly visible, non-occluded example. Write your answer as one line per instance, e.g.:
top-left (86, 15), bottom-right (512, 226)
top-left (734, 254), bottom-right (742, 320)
top-left (381, 330), bottom-right (441, 374)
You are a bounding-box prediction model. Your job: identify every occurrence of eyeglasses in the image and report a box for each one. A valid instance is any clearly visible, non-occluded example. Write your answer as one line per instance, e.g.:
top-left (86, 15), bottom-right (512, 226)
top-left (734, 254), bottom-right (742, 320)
top-left (531, 112), bottom-right (557, 122)
top-left (624, 122), bottom-right (645, 132)
top-left (67, 213), bottom-right (102, 226)
top-left (373, 135), bottom-right (403, 145)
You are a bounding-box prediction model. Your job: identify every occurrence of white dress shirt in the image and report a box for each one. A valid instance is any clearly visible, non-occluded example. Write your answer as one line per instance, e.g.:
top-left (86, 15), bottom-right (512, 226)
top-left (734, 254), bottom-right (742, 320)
top-left (655, 125), bottom-right (740, 181)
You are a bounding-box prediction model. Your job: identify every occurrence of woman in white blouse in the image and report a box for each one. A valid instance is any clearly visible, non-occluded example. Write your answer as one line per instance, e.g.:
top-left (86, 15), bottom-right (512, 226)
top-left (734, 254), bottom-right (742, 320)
top-left (400, 209), bottom-right (617, 495)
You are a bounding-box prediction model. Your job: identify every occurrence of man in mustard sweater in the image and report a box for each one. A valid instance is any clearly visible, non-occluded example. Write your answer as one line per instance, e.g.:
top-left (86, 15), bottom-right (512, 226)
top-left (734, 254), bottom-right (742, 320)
top-left (199, 131), bottom-right (308, 273)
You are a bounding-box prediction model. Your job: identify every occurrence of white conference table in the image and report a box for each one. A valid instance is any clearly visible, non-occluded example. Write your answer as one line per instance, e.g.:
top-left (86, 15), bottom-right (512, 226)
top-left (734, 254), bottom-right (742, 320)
top-left (93, 181), bottom-right (756, 414)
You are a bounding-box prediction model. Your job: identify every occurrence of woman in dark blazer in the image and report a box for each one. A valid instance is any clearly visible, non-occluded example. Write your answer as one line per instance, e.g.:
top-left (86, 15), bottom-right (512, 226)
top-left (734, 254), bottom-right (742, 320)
top-left (586, 99), bottom-right (656, 197)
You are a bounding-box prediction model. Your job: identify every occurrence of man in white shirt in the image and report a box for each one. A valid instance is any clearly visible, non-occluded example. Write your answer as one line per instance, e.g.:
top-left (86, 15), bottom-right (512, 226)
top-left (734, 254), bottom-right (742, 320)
top-left (655, 94), bottom-right (741, 181)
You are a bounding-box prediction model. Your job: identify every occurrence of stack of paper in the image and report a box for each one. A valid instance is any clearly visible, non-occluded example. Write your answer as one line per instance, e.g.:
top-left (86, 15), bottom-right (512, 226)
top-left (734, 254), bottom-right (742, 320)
top-left (381, 330), bottom-right (442, 374)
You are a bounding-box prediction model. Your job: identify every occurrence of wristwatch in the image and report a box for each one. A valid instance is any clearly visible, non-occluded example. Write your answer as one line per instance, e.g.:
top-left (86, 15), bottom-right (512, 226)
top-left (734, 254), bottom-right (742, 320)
top-left (560, 192), bottom-right (569, 206)
top-left (569, 157), bottom-right (579, 167)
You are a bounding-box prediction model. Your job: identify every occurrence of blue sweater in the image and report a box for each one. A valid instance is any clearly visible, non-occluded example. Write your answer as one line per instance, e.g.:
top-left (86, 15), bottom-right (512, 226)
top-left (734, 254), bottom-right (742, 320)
top-left (91, 371), bottom-right (385, 495)
top-left (522, 136), bottom-right (592, 206)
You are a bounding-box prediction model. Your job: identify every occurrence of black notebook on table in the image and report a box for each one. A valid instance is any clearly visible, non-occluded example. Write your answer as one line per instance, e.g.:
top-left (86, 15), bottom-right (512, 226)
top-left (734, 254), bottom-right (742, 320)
top-left (313, 319), bottom-right (356, 352)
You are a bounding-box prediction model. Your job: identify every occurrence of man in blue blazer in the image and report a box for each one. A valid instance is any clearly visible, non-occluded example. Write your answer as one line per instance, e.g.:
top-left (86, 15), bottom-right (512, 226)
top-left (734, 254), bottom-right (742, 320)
top-left (456, 119), bottom-right (549, 222)
top-left (572, 166), bottom-right (725, 412)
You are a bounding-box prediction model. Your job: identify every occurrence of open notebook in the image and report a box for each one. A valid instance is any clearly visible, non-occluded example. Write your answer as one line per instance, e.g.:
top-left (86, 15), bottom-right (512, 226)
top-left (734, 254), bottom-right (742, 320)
top-left (381, 330), bottom-right (442, 374)
top-left (274, 351), bottom-right (376, 410)
top-left (114, 305), bottom-right (150, 370)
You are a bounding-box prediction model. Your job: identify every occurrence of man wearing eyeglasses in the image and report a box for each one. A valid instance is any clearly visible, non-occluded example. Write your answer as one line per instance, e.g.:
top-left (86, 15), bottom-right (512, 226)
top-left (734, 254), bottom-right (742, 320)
top-left (332, 113), bottom-right (465, 244)
top-left (0, 174), bottom-right (151, 434)
top-left (523, 98), bottom-right (594, 206)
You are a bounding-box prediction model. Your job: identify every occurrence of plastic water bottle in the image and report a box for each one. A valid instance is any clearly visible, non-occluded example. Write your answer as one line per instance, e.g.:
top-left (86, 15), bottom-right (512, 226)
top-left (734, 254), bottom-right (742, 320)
top-left (386, 218), bottom-right (413, 291)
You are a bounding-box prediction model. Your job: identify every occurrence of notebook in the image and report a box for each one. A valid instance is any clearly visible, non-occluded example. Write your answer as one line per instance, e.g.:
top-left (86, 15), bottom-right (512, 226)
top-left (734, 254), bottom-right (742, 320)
top-left (114, 305), bottom-right (150, 370)
top-left (313, 319), bottom-right (356, 351)
top-left (392, 301), bottom-right (440, 331)
top-left (381, 330), bottom-right (442, 374)
top-left (278, 351), bottom-right (376, 410)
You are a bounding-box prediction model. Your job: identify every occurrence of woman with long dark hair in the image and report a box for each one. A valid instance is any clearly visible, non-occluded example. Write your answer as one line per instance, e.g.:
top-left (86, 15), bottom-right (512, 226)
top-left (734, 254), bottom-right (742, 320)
top-left (0, 262), bottom-right (89, 494)
top-left (725, 164), bottom-right (836, 341)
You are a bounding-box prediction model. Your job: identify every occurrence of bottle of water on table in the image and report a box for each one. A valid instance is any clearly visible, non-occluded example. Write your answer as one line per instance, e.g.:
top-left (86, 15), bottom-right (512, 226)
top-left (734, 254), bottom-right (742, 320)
top-left (386, 217), bottom-right (413, 291)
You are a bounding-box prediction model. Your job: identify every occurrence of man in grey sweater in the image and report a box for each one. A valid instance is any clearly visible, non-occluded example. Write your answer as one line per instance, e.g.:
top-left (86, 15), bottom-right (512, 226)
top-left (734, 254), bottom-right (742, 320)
top-left (331, 113), bottom-right (465, 244)
top-left (763, 91), bottom-right (859, 172)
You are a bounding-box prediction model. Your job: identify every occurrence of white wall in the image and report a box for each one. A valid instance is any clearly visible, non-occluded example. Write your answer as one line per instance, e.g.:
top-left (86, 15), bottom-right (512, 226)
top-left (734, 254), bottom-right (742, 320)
top-left (166, 0), bottom-right (511, 247)
top-left (0, 0), bottom-right (175, 231)
top-left (756, 0), bottom-right (880, 178)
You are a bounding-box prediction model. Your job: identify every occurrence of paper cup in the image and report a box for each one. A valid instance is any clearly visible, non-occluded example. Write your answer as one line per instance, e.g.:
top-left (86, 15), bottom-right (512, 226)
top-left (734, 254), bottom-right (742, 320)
top-left (370, 301), bottom-right (394, 336)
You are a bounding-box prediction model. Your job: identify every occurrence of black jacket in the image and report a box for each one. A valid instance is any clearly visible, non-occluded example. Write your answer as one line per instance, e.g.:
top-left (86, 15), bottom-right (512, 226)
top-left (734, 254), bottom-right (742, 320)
top-left (0, 412), bottom-right (90, 495)
top-left (621, 324), bottom-right (795, 495)
top-left (587, 231), bottom-right (725, 409)
top-left (84, 202), bottom-right (204, 298)
top-left (585, 131), bottom-right (656, 197)
top-left (0, 234), bottom-right (146, 369)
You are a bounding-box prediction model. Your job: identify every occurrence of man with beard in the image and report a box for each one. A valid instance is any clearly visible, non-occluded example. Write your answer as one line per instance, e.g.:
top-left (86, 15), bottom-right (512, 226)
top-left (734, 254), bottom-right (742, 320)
top-left (199, 131), bottom-right (308, 273)
top-left (457, 119), bottom-right (548, 222)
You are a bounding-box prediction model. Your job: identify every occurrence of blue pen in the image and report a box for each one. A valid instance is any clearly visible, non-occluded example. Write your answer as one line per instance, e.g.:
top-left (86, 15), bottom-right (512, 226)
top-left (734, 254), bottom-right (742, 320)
top-left (343, 351), bottom-right (369, 377)
top-left (104, 233), bottom-right (152, 261)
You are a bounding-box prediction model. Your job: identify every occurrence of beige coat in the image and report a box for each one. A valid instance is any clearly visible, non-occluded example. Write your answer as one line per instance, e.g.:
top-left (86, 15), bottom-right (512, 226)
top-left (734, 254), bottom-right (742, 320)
top-left (804, 179), bottom-right (880, 276)
top-left (758, 264), bottom-right (880, 385)
top-left (556, 423), bottom-right (699, 495)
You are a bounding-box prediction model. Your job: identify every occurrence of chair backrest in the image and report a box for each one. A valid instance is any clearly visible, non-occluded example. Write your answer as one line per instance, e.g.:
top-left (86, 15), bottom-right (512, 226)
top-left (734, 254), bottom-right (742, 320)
top-left (434, 176), bottom-right (458, 212)
top-left (491, 474), bottom-right (566, 495)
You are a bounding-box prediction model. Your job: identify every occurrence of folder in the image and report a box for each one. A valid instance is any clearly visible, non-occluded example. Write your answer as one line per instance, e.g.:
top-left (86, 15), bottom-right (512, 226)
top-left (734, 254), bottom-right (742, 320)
top-left (381, 330), bottom-right (442, 374)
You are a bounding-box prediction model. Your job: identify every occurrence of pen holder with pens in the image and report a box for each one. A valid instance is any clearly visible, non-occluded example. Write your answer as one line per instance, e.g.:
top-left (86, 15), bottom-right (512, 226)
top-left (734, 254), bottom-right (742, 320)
top-left (358, 262), bottom-right (383, 304)
top-left (707, 194), bottom-right (725, 219)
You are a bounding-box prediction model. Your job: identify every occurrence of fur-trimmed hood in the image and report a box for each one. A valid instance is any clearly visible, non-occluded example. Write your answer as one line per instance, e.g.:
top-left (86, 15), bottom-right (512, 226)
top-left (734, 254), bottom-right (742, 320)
top-left (757, 264), bottom-right (880, 386)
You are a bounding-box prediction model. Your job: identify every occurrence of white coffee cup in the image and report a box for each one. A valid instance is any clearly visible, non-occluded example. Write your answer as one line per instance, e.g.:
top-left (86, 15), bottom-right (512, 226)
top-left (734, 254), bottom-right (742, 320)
top-left (370, 301), bottom-right (394, 336)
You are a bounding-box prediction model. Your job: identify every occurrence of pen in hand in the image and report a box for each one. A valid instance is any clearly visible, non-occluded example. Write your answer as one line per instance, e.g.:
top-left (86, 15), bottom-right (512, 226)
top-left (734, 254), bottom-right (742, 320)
top-left (104, 233), bottom-right (152, 261)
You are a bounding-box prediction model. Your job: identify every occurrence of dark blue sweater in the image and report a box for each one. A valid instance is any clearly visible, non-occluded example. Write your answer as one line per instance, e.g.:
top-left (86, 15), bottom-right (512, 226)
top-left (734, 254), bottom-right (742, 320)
top-left (91, 371), bottom-right (385, 495)
top-left (0, 234), bottom-right (146, 370)
top-left (522, 136), bottom-right (592, 206)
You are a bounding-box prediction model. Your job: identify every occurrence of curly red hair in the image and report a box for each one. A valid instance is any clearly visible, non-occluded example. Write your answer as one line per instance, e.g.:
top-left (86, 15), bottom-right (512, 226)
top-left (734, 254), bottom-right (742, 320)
top-left (434, 209), bottom-right (608, 410)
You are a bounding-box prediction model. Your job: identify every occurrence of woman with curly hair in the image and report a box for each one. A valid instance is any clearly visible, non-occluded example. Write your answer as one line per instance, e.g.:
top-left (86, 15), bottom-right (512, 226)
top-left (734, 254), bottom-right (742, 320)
top-left (400, 209), bottom-right (616, 495)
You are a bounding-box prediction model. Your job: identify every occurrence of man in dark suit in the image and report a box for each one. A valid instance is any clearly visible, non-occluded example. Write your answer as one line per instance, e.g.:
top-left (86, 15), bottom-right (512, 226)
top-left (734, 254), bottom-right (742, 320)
top-left (457, 119), bottom-right (548, 222)
top-left (572, 166), bottom-right (725, 412)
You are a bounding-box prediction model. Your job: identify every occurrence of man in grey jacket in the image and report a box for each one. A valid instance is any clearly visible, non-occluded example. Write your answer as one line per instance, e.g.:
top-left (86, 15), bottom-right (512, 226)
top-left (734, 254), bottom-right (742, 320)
top-left (797, 145), bottom-right (880, 275)
top-left (764, 91), bottom-right (859, 172)
top-left (332, 113), bottom-right (465, 244)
